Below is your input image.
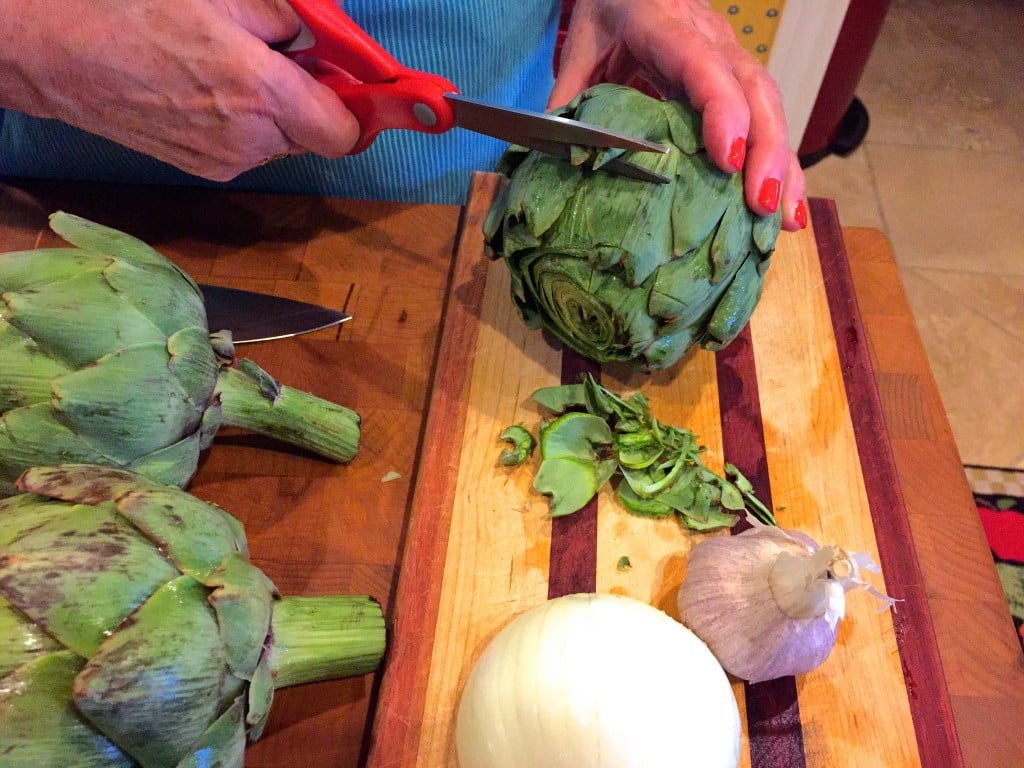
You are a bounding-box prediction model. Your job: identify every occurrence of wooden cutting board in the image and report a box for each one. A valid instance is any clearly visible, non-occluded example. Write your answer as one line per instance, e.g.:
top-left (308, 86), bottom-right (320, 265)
top-left (369, 173), bottom-right (961, 767)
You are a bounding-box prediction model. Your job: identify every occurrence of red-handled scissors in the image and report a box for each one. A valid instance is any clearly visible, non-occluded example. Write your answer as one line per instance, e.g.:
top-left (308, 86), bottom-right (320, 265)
top-left (280, 0), bottom-right (670, 182)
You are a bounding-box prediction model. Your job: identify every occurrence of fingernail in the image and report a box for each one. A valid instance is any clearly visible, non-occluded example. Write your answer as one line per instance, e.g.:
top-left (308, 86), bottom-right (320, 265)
top-left (794, 200), bottom-right (808, 229)
top-left (728, 137), bottom-right (746, 171)
top-left (759, 177), bottom-right (781, 213)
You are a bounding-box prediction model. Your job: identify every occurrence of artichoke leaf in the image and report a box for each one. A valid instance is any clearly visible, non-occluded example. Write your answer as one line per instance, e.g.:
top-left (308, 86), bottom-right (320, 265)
top-left (752, 207), bottom-right (783, 254)
top-left (167, 326), bottom-right (221, 411)
top-left (0, 319), bottom-right (72, 410)
top-left (113, 487), bottom-right (250, 578)
top-left (0, 404), bottom-right (114, 491)
top-left (2, 269), bottom-right (169, 369)
top-left (125, 431), bottom-right (203, 489)
top-left (709, 178), bottom-right (755, 284)
top-left (245, 656), bottom-right (275, 739)
top-left (0, 650), bottom-right (137, 768)
top-left (533, 455), bottom-right (600, 518)
top-left (705, 253), bottom-right (764, 347)
top-left (49, 211), bottom-right (202, 296)
top-left (648, 236), bottom-right (725, 326)
top-left (670, 151), bottom-right (733, 257)
top-left (617, 481), bottom-right (674, 519)
top-left (0, 247), bottom-right (109, 291)
top-left (572, 84), bottom-right (672, 145)
top-left (206, 553), bottom-right (277, 680)
top-left (0, 598), bottom-right (63, 677)
top-left (503, 150), bottom-right (581, 239)
top-left (576, 155), bottom-right (678, 287)
top-left (538, 411), bottom-right (613, 461)
top-left (531, 383), bottom-right (587, 414)
top-left (663, 96), bottom-right (703, 154)
top-left (0, 495), bottom-right (178, 658)
top-left (498, 424), bottom-right (535, 467)
top-left (74, 575), bottom-right (228, 768)
top-left (53, 341), bottom-right (205, 463)
top-left (104, 257), bottom-right (208, 338)
top-left (173, 698), bottom-right (245, 768)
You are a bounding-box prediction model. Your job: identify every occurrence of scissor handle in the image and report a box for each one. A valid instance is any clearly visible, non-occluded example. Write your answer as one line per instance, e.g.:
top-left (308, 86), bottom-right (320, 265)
top-left (285, 0), bottom-right (458, 153)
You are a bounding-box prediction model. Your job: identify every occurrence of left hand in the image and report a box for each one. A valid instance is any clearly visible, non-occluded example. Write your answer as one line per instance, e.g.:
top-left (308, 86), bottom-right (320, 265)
top-left (552, 0), bottom-right (807, 231)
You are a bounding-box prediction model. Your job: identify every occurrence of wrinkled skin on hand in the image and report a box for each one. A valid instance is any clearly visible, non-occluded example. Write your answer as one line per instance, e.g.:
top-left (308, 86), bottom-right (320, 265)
top-left (0, 0), bottom-right (361, 180)
top-left (553, 0), bottom-right (807, 231)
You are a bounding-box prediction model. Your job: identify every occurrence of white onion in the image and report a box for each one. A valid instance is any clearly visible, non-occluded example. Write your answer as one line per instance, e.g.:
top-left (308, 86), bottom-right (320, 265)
top-left (455, 593), bottom-right (741, 768)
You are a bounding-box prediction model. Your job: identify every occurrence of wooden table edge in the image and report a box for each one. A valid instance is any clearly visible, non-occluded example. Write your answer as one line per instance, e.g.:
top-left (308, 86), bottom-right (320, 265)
top-left (837, 218), bottom-right (1024, 767)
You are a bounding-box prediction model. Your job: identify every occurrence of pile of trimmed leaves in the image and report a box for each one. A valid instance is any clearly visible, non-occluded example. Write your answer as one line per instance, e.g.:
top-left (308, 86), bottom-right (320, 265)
top-left (500, 375), bottom-right (775, 530)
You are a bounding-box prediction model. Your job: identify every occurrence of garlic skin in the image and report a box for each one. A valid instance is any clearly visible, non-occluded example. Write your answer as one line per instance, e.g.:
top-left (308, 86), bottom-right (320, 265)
top-left (677, 524), bottom-right (892, 684)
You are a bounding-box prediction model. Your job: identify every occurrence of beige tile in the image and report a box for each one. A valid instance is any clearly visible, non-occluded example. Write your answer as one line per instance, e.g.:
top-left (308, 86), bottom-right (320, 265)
top-left (858, 0), bottom-right (1024, 153)
top-left (867, 143), bottom-right (1024, 274)
top-left (899, 266), bottom-right (1024, 469)
top-left (803, 147), bottom-right (886, 230)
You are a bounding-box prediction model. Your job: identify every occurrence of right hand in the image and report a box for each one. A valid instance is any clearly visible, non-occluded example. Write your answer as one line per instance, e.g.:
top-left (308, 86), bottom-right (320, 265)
top-left (0, 0), bottom-right (361, 180)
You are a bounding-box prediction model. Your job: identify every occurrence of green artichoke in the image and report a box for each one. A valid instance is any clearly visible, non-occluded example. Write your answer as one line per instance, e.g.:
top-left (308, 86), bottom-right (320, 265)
top-left (0, 212), bottom-right (360, 497)
top-left (0, 464), bottom-right (386, 767)
top-left (483, 83), bottom-right (782, 371)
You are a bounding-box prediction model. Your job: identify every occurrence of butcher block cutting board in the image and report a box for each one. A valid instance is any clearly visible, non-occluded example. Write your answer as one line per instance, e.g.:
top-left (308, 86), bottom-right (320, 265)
top-left (369, 173), bottom-right (961, 767)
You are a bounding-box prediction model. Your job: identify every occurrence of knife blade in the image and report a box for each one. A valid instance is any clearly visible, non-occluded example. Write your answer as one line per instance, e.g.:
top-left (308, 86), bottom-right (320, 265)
top-left (200, 284), bottom-right (350, 344)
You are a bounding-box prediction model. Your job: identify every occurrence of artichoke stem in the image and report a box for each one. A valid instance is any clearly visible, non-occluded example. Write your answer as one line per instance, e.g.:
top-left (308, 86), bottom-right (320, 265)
top-left (214, 363), bottom-right (361, 463)
top-left (268, 596), bottom-right (386, 689)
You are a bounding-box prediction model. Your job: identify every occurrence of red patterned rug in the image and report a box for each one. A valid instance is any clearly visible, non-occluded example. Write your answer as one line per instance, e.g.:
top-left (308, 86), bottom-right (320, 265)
top-left (966, 465), bottom-right (1024, 651)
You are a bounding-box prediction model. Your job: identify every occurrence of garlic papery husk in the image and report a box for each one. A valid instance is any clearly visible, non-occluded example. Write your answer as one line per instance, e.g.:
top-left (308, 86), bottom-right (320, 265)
top-left (676, 525), bottom-right (894, 684)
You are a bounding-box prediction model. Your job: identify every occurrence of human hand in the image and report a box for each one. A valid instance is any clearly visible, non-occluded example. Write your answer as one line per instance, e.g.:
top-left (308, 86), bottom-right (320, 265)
top-left (551, 0), bottom-right (807, 231)
top-left (0, 0), bottom-right (360, 180)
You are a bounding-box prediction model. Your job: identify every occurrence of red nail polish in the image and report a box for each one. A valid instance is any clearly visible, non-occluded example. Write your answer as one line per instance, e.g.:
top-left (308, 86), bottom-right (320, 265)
top-left (794, 200), bottom-right (808, 229)
top-left (728, 137), bottom-right (746, 171)
top-left (759, 178), bottom-right (781, 213)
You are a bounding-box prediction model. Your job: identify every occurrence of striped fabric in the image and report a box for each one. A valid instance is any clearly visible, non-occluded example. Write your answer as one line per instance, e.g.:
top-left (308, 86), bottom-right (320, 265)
top-left (0, 0), bottom-right (561, 205)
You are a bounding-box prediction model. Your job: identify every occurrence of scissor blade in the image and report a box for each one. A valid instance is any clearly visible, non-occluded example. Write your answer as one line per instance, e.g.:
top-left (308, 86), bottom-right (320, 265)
top-left (445, 93), bottom-right (670, 155)
top-left (201, 285), bottom-right (351, 344)
top-left (517, 137), bottom-right (671, 184)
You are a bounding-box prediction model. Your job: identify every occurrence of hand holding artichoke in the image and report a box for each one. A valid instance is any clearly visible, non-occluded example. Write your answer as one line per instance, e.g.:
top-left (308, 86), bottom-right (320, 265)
top-left (0, 212), bottom-right (361, 496)
top-left (0, 464), bottom-right (386, 768)
top-left (484, 84), bottom-right (782, 371)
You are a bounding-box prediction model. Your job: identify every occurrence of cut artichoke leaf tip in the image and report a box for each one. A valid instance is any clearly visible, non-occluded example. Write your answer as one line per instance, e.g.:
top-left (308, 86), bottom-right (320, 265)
top-left (498, 375), bottom-right (776, 528)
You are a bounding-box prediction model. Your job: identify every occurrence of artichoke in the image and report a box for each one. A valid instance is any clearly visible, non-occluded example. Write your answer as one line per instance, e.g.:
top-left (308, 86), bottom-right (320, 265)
top-left (0, 212), bottom-right (360, 497)
top-left (483, 83), bottom-right (782, 370)
top-left (0, 464), bottom-right (386, 767)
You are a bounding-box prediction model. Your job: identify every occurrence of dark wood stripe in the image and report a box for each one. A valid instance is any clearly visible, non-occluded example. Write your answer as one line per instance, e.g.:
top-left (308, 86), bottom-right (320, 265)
top-left (810, 198), bottom-right (964, 767)
top-left (547, 349), bottom-right (602, 598)
top-left (716, 331), bottom-right (808, 768)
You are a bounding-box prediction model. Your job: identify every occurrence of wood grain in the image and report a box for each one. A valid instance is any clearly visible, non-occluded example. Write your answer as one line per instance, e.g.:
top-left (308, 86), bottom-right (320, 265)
top-left (368, 175), bottom-right (937, 767)
top-left (0, 179), bottom-right (461, 768)
top-left (2, 177), bottom-right (1020, 767)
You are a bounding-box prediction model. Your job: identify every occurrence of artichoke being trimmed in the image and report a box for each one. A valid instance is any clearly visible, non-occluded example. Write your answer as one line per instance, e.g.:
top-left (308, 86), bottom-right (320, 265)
top-left (0, 212), bottom-right (360, 497)
top-left (0, 464), bottom-right (386, 767)
top-left (484, 83), bottom-right (782, 370)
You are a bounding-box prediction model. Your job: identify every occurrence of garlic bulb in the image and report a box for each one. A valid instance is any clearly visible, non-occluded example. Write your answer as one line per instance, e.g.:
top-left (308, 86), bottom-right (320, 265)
top-left (677, 523), bottom-right (894, 684)
top-left (456, 593), bottom-right (741, 768)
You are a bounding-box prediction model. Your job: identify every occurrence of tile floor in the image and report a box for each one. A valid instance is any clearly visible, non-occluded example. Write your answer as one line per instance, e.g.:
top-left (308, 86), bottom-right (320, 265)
top-left (802, 0), bottom-right (1024, 470)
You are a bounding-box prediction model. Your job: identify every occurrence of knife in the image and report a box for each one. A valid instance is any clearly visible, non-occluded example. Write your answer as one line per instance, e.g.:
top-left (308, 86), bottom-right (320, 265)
top-left (201, 284), bottom-right (350, 344)
top-left (279, 0), bottom-right (670, 183)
